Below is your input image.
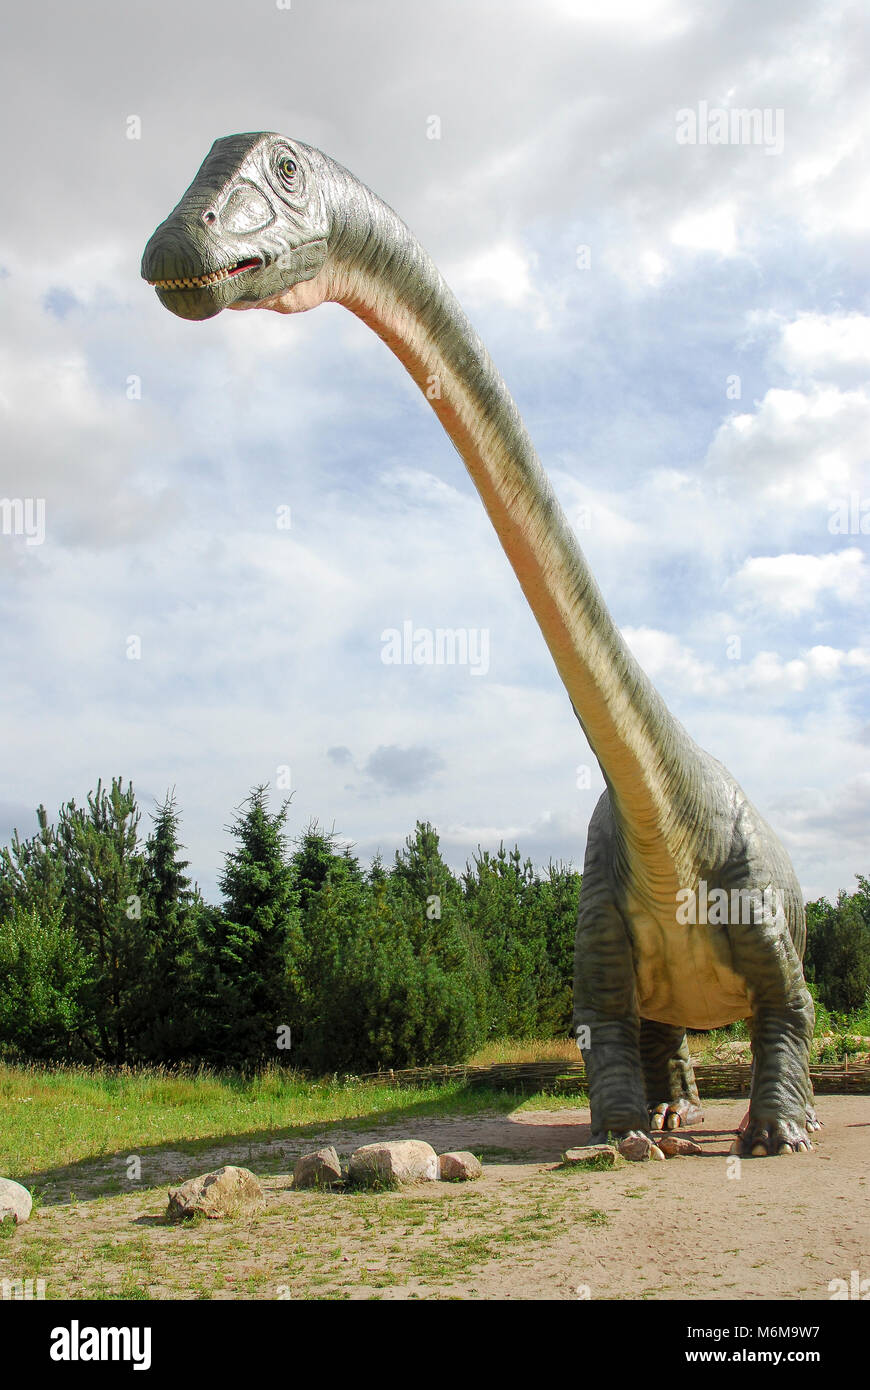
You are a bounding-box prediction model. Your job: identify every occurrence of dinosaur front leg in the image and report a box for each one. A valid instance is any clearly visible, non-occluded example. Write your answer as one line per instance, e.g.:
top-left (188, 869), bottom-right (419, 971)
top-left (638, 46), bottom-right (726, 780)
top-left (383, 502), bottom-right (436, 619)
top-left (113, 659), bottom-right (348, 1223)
top-left (735, 997), bottom-right (815, 1155)
top-left (640, 1019), bottom-right (704, 1131)
top-left (730, 909), bottom-right (816, 1156)
top-left (574, 888), bottom-right (652, 1151)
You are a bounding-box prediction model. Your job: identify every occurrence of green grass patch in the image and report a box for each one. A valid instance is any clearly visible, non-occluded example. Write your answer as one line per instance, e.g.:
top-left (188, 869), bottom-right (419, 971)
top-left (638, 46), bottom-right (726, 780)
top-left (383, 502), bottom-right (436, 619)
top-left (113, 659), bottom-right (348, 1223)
top-left (0, 1062), bottom-right (520, 1182)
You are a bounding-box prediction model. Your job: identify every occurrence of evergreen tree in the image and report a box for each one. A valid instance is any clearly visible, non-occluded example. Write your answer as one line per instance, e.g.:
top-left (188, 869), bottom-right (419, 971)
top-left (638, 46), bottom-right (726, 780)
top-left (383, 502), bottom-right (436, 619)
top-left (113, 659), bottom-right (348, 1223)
top-left (205, 786), bottom-right (303, 1065)
top-left (131, 792), bottom-right (204, 1060)
top-left (531, 861), bottom-right (582, 1035)
top-left (0, 903), bottom-right (94, 1058)
top-left (388, 821), bottom-right (487, 1034)
top-left (463, 844), bottom-right (559, 1038)
top-left (290, 821), bottom-right (362, 913)
top-left (805, 877), bottom-right (870, 1015)
top-left (295, 823), bottom-right (483, 1072)
top-left (0, 806), bottom-right (66, 923)
top-left (55, 778), bottom-right (146, 1062)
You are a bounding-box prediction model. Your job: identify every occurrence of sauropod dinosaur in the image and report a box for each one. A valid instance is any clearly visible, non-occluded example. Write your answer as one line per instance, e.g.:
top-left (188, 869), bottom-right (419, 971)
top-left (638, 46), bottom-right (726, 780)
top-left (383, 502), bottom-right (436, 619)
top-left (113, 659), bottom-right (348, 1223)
top-left (142, 133), bottom-right (819, 1158)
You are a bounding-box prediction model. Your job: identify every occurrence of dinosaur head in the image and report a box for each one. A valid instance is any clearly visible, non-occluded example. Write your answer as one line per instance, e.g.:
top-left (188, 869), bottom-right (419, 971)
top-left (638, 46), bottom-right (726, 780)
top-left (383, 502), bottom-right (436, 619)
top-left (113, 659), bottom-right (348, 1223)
top-left (140, 132), bottom-right (334, 321)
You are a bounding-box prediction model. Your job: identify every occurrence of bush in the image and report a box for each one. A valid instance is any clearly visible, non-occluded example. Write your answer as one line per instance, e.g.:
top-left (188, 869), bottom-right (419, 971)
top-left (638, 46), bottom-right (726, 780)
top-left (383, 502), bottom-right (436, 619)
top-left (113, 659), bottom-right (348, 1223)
top-left (805, 879), bottom-right (870, 1015)
top-left (0, 904), bottom-right (94, 1057)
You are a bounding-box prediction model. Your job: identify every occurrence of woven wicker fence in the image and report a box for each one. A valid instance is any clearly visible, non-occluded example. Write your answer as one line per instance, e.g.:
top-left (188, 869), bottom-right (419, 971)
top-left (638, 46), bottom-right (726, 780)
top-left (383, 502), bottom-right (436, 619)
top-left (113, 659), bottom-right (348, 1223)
top-left (359, 1058), bottom-right (870, 1096)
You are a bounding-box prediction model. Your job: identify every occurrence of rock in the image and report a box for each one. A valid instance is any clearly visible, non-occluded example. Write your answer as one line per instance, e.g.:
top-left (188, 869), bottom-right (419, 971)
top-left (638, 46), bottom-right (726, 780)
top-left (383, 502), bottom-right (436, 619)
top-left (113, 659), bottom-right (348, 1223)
top-left (0, 1178), bottom-right (32, 1225)
top-left (167, 1165), bottom-right (265, 1220)
top-left (656, 1134), bottom-right (703, 1157)
top-left (293, 1146), bottom-right (343, 1189)
top-left (561, 1145), bottom-right (617, 1168)
top-left (438, 1151), bottom-right (483, 1181)
top-left (348, 1140), bottom-right (438, 1187)
top-left (618, 1135), bottom-right (665, 1162)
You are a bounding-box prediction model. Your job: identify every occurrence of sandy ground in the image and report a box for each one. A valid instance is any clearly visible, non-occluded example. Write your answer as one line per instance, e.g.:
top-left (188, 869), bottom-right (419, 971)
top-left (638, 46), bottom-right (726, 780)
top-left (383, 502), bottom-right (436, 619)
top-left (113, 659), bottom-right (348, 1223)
top-left (9, 1095), bottom-right (868, 1300)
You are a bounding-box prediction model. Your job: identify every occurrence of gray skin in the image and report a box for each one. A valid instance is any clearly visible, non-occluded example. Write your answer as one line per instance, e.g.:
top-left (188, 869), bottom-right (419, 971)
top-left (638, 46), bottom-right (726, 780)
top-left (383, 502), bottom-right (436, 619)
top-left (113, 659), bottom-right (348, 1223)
top-left (142, 133), bottom-right (819, 1158)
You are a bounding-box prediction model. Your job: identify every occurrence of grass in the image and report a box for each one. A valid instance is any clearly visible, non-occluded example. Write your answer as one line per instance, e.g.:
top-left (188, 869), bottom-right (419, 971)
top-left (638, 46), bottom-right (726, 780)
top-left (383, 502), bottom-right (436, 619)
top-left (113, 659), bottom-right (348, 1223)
top-left (470, 1038), bottom-right (581, 1065)
top-left (0, 1062), bottom-right (519, 1183)
top-left (559, 1152), bottom-right (619, 1172)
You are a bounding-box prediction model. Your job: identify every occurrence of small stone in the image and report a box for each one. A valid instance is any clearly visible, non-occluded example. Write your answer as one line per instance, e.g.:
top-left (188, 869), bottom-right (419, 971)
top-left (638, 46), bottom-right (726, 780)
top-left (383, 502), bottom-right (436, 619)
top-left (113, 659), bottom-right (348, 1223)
top-left (561, 1145), bottom-right (617, 1168)
top-left (438, 1151), bottom-right (483, 1181)
top-left (348, 1140), bottom-right (438, 1187)
top-left (293, 1147), bottom-right (343, 1189)
top-left (167, 1165), bottom-right (265, 1220)
top-left (0, 1178), bottom-right (32, 1225)
top-left (618, 1135), bottom-right (665, 1162)
top-left (656, 1134), bottom-right (703, 1157)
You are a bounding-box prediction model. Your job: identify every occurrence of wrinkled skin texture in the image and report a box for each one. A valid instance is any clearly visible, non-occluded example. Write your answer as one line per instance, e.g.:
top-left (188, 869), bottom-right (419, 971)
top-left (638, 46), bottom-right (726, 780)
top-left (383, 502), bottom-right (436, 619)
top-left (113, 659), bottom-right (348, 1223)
top-left (142, 133), bottom-right (818, 1161)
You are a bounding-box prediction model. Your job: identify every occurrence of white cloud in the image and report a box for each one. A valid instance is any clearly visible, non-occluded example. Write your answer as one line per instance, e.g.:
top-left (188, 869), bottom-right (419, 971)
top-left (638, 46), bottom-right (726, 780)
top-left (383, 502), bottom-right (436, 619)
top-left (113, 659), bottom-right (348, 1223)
top-left (706, 385), bottom-right (869, 506)
top-left (774, 311), bottom-right (870, 381)
top-left (729, 550), bottom-right (865, 616)
top-left (545, 0), bottom-right (687, 25)
top-left (449, 240), bottom-right (536, 308)
top-left (622, 626), bottom-right (714, 695)
top-left (670, 203), bottom-right (737, 257)
top-left (620, 628), bottom-right (870, 702)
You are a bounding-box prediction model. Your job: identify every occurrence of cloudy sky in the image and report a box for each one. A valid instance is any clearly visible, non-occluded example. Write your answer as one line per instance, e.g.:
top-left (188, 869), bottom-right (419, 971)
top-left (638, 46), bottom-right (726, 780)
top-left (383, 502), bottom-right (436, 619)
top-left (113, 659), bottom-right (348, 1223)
top-left (0, 0), bottom-right (867, 903)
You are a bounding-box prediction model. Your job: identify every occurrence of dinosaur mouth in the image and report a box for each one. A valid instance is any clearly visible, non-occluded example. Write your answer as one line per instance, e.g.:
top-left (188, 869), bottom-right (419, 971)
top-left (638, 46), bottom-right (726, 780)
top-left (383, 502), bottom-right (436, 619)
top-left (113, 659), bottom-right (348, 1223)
top-left (147, 257), bottom-right (262, 290)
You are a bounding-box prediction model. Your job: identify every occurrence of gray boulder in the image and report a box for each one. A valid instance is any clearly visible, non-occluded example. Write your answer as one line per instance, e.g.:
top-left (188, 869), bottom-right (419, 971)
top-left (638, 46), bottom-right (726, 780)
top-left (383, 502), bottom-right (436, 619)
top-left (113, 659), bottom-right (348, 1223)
top-left (293, 1146), bottom-right (343, 1189)
top-left (349, 1139), bottom-right (438, 1187)
top-left (656, 1133), bottom-right (704, 1157)
top-left (167, 1165), bottom-right (265, 1220)
top-left (561, 1144), bottom-right (618, 1168)
top-left (0, 1178), bottom-right (32, 1224)
top-left (618, 1135), bottom-right (665, 1162)
top-left (438, 1151), bottom-right (483, 1181)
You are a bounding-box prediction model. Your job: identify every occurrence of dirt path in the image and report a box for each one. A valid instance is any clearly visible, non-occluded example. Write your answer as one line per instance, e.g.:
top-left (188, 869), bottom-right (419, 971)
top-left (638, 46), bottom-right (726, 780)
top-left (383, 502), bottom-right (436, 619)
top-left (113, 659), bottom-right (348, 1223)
top-left (7, 1096), bottom-right (868, 1300)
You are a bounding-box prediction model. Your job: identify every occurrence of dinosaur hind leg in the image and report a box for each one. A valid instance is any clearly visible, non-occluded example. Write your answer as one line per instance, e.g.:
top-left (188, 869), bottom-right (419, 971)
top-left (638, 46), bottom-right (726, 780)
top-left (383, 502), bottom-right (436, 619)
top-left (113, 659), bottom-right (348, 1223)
top-left (640, 1019), bottom-right (704, 1131)
top-left (732, 928), bottom-right (816, 1156)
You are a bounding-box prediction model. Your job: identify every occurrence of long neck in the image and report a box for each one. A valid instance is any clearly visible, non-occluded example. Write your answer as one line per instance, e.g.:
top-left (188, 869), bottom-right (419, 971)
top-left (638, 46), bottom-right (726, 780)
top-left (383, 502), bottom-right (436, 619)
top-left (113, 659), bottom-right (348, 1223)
top-left (326, 176), bottom-right (705, 873)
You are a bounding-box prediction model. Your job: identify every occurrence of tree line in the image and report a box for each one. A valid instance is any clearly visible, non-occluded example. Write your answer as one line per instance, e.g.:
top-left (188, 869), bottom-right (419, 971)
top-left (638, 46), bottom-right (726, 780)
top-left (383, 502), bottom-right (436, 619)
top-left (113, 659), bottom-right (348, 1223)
top-left (0, 777), bottom-right (867, 1073)
top-left (0, 779), bottom-right (578, 1071)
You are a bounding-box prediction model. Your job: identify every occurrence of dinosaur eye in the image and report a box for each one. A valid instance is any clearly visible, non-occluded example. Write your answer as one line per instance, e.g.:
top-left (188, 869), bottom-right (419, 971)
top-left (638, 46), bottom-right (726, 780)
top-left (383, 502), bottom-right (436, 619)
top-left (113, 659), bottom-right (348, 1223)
top-left (278, 156), bottom-right (298, 183)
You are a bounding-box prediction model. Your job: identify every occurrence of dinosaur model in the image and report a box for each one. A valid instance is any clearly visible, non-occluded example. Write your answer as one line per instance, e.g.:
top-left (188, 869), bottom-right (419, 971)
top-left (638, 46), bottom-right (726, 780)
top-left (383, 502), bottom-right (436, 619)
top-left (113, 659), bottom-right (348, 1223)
top-left (142, 133), bottom-right (819, 1158)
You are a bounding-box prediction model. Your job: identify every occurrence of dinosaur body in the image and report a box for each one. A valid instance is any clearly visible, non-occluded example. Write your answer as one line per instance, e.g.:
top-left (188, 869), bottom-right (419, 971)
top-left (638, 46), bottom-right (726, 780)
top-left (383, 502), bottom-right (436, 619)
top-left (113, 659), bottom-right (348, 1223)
top-left (142, 133), bottom-right (818, 1156)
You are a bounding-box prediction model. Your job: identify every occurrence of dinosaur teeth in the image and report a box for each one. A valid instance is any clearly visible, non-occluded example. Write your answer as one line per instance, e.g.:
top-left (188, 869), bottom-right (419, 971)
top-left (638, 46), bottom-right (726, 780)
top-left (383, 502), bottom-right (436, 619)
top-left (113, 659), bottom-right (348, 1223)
top-left (147, 261), bottom-right (258, 290)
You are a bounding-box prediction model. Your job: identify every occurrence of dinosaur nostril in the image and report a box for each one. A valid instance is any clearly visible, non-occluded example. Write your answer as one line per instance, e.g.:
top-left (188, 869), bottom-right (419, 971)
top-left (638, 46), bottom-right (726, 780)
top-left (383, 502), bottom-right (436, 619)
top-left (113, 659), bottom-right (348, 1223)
top-left (203, 210), bottom-right (216, 224)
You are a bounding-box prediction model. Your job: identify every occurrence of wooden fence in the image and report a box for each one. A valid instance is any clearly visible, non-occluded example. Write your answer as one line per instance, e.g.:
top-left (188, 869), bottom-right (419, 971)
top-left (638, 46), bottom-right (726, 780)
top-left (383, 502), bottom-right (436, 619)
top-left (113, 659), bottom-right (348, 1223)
top-left (359, 1058), bottom-right (870, 1096)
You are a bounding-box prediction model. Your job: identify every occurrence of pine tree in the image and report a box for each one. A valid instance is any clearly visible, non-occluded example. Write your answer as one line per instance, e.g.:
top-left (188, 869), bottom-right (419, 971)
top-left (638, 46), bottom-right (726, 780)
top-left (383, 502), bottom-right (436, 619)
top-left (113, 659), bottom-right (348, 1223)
top-left (55, 778), bottom-right (146, 1062)
top-left (805, 877), bottom-right (870, 1015)
top-left (0, 903), bottom-right (94, 1058)
top-left (0, 806), bottom-right (66, 922)
top-left (132, 792), bottom-right (203, 1061)
top-left (297, 822), bottom-right (483, 1072)
top-left (463, 843), bottom-right (558, 1039)
top-left (530, 860), bottom-right (582, 1035)
top-left (206, 786), bottom-right (303, 1065)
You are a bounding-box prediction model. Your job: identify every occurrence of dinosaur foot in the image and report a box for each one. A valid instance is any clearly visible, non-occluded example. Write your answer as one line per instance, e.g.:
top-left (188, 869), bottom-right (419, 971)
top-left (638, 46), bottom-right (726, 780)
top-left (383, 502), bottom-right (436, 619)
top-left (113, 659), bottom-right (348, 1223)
top-left (730, 1116), bottom-right (813, 1156)
top-left (649, 1097), bottom-right (704, 1132)
top-left (737, 1105), bottom-right (821, 1139)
